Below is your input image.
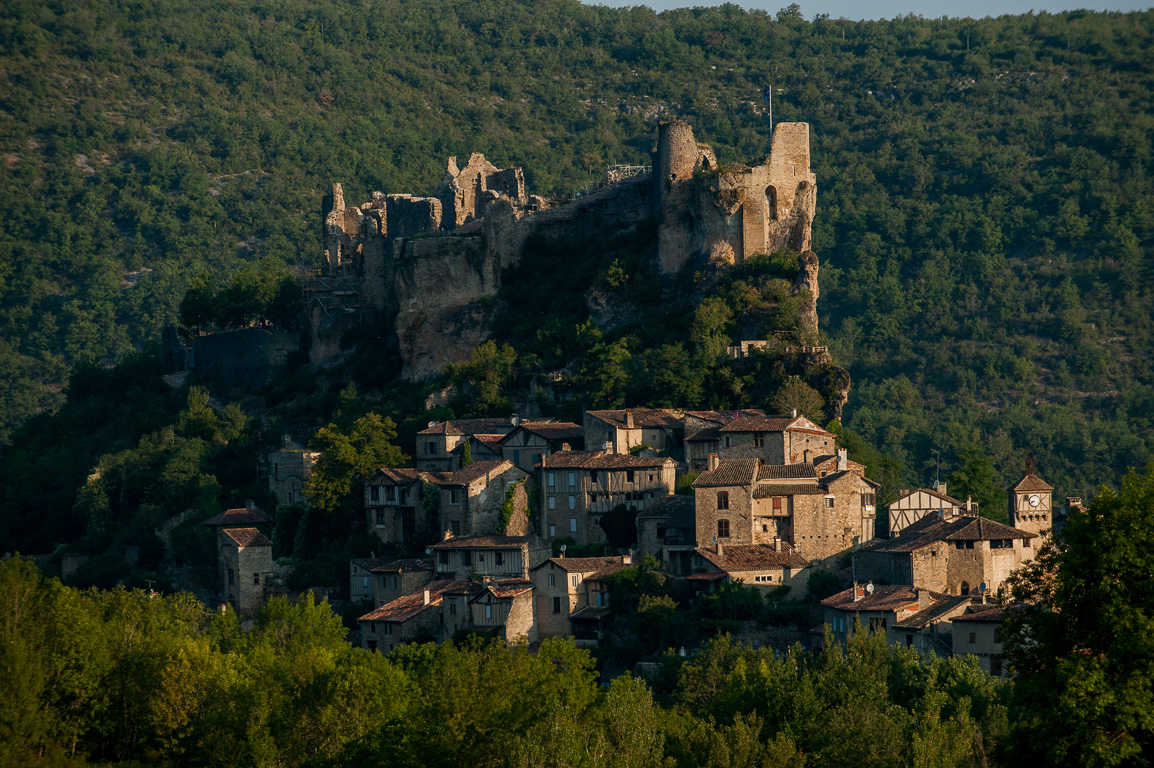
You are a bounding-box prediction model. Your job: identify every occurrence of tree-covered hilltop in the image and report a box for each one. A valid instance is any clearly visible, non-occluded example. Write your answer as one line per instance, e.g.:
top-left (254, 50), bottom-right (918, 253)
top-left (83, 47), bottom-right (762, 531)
top-left (1, 1), bottom-right (1152, 521)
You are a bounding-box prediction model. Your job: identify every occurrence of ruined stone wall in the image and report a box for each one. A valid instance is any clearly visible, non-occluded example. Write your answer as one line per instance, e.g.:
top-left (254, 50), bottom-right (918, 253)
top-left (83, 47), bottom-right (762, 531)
top-left (386, 194), bottom-right (442, 240)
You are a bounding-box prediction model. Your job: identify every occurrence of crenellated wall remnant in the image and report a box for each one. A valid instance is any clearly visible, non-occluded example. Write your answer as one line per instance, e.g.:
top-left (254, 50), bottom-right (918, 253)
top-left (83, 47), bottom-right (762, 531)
top-left (308, 120), bottom-right (820, 381)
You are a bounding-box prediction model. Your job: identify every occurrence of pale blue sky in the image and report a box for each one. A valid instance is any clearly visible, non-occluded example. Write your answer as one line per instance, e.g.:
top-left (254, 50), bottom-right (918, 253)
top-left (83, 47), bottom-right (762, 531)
top-left (584, 0), bottom-right (1151, 21)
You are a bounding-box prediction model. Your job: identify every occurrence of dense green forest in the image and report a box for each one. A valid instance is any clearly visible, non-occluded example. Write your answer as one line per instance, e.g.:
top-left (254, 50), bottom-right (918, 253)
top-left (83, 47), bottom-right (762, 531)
top-left (1, 1), bottom-right (1152, 558)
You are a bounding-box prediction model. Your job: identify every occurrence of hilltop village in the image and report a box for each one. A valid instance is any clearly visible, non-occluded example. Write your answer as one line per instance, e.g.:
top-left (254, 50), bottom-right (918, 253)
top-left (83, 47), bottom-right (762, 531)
top-left (192, 120), bottom-right (1081, 678)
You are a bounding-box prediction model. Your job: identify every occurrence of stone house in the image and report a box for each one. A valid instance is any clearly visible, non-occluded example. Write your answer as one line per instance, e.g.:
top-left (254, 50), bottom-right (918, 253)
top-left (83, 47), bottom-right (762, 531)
top-left (688, 542), bottom-right (811, 598)
top-left (350, 557), bottom-right (392, 603)
top-left (853, 514), bottom-right (1037, 597)
top-left (951, 605), bottom-right (1009, 677)
top-left (369, 557), bottom-right (434, 608)
top-left (267, 450), bottom-right (320, 509)
top-left (218, 527), bottom-right (275, 617)
top-left (819, 584), bottom-right (945, 646)
top-left (441, 577), bottom-right (536, 644)
top-left (364, 468), bottom-right (444, 547)
top-left (538, 450), bottom-right (678, 545)
top-left (583, 409), bottom-right (682, 455)
top-left (682, 409), bottom-right (767, 440)
top-left (452, 434), bottom-right (506, 466)
top-left (1009, 468), bottom-right (1055, 538)
top-left (436, 460), bottom-right (529, 538)
top-left (415, 418), bottom-right (517, 472)
top-left (692, 453), bottom-right (878, 563)
top-left (203, 503), bottom-right (274, 530)
top-left (428, 533), bottom-right (552, 580)
top-left (887, 484), bottom-right (975, 538)
top-left (886, 594), bottom-right (975, 658)
top-left (686, 413), bottom-right (836, 472)
top-left (635, 495), bottom-right (697, 576)
top-left (498, 420), bottom-right (585, 473)
top-left (358, 580), bottom-right (469, 653)
top-left (531, 555), bottom-right (631, 645)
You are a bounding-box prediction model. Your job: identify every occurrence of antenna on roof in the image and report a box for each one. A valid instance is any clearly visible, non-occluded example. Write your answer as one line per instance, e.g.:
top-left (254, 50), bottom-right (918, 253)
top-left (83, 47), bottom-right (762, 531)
top-left (865, 582), bottom-right (875, 595)
top-left (425, 548), bottom-right (432, 555)
top-left (560, 544), bottom-right (567, 552)
top-left (428, 420), bottom-right (438, 428)
top-left (511, 414), bottom-right (521, 427)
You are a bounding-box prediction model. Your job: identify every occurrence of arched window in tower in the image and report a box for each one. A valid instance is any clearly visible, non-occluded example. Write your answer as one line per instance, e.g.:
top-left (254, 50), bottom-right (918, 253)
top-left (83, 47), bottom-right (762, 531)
top-left (960, 581), bottom-right (971, 596)
top-left (765, 185), bottom-right (778, 220)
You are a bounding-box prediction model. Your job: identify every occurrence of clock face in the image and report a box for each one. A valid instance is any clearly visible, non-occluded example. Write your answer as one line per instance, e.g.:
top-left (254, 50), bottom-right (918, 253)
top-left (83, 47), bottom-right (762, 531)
top-left (1029, 494), bottom-right (1040, 508)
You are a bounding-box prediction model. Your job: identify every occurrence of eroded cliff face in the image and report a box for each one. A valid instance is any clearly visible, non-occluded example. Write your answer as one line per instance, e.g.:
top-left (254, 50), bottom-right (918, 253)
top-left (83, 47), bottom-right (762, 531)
top-left (308, 120), bottom-right (833, 387)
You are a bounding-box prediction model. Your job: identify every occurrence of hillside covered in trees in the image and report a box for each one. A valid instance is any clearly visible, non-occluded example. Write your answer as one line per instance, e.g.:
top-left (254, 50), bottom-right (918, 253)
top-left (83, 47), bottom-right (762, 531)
top-left (1, 0), bottom-right (1152, 557)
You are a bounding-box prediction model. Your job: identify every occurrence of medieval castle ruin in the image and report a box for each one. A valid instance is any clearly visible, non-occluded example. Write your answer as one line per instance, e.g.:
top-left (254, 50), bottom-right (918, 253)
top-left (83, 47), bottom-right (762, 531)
top-left (306, 120), bottom-right (821, 380)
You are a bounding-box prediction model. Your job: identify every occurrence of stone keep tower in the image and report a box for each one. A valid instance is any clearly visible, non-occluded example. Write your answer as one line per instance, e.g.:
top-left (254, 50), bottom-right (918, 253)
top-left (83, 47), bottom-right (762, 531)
top-left (1009, 463), bottom-right (1054, 537)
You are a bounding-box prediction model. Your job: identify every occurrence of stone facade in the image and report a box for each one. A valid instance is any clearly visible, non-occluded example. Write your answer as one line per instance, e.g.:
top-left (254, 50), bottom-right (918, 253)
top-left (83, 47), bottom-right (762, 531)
top-left (951, 606), bottom-right (1008, 677)
top-left (437, 460), bottom-right (529, 538)
top-left (531, 556), bottom-right (630, 645)
top-left (499, 421), bottom-right (585, 473)
top-left (219, 527), bottom-right (275, 616)
top-left (428, 534), bottom-right (552, 581)
top-left (1009, 470), bottom-right (1055, 538)
top-left (268, 449), bottom-right (319, 509)
top-left (369, 557), bottom-right (434, 608)
top-left (415, 418), bottom-right (517, 472)
top-left (538, 451), bottom-right (677, 545)
top-left (634, 495), bottom-right (697, 576)
top-left (689, 542), bottom-right (811, 599)
top-left (854, 514), bottom-right (1037, 597)
top-left (582, 409), bottom-right (683, 455)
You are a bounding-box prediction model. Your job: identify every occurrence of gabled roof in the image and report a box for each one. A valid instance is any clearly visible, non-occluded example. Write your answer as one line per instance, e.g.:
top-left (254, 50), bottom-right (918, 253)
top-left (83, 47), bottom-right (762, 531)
top-left (367, 467), bottom-right (451, 486)
top-left (818, 470), bottom-right (881, 488)
top-left (684, 409), bottom-right (767, 425)
top-left (887, 487), bottom-right (964, 508)
top-left (533, 555), bottom-right (629, 573)
top-left (635, 494), bottom-right (695, 528)
top-left (358, 580), bottom-right (470, 623)
top-left (429, 534), bottom-right (532, 550)
top-left (442, 460), bottom-right (519, 487)
top-left (539, 451), bottom-right (674, 470)
top-left (351, 557), bottom-right (394, 571)
top-left (813, 455), bottom-right (868, 474)
top-left (1012, 473), bottom-right (1053, 492)
top-left (718, 415), bottom-right (834, 437)
top-left (500, 421), bottom-right (584, 443)
top-left (482, 578), bottom-right (534, 599)
top-left (569, 606), bottom-right (612, 621)
top-left (758, 464), bottom-right (818, 480)
top-left (693, 459), bottom-right (760, 488)
top-left (457, 434), bottom-right (506, 455)
top-left (859, 514), bottom-right (1036, 554)
top-left (369, 557), bottom-right (433, 574)
top-left (821, 585), bottom-right (944, 613)
top-left (686, 426), bottom-right (722, 443)
top-left (951, 605), bottom-right (1007, 623)
top-left (203, 506), bottom-right (273, 527)
top-left (753, 483), bottom-right (825, 497)
top-left (586, 408), bottom-right (682, 429)
top-left (418, 418), bottom-right (517, 436)
top-left (892, 595), bottom-right (974, 630)
top-left (221, 527), bottom-right (272, 548)
top-left (695, 544), bottom-right (809, 571)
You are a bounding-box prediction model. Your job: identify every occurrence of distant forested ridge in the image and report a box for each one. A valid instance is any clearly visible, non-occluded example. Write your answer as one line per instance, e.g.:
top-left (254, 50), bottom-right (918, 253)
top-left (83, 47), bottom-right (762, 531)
top-left (1, 0), bottom-right (1151, 507)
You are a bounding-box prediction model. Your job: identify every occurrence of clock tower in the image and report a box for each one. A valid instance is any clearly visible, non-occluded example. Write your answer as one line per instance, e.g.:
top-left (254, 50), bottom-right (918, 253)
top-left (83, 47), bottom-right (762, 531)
top-left (1010, 459), bottom-right (1054, 537)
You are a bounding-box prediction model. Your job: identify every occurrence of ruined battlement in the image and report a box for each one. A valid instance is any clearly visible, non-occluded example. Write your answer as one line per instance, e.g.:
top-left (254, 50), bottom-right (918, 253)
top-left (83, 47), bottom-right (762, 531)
top-left (309, 120), bottom-right (818, 380)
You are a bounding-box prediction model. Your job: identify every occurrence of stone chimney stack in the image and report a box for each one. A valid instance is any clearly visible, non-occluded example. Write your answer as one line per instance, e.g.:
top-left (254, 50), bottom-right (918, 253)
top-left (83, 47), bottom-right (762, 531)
top-left (837, 449), bottom-right (848, 471)
top-left (625, 410), bottom-right (635, 429)
top-left (708, 453), bottom-right (720, 472)
top-left (918, 588), bottom-right (931, 611)
top-left (423, 589), bottom-right (431, 606)
top-left (773, 537), bottom-right (782, 552)
top-left (716, 541), bottom-right (724, 557)
top-left (791, 409), bottom-right (798, 418)
top-left (938, 482), bottom-right (948, 497)
top-left (561, 442), bottom-right (571, 452)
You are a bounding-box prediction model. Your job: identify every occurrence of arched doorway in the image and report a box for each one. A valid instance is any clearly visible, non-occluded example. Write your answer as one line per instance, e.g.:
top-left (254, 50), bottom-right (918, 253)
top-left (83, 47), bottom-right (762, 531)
top-left (960, 581), bottom-right (971, 596)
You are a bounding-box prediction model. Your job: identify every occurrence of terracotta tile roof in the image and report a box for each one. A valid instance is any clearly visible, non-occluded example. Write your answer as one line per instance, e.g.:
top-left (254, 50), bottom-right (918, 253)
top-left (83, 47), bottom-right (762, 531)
top-left (203, 507), bottom-right (273, 527)
top-left (429, 534), bottom-right (532, 550)
top-left (417, 418), bottom-right (518, 436)
top-left (368, 467), bottom-right (451, 486)
top-left (821, 584), bottom-right (938, 612)
top-left (892, 595), bottom-right (973, 630)
top-left (369, 557), bottom-right (433, 573)
top-left (221, 527), bottom-right (272, 548)
top-left (501, 421), bottom-right (584, 443)
top-left (952, 605), bottom-right (1007, 623)
top-left (586, 408), bottom-right (682, 429)
top-left (351, 557), bottom-right (394, 571)
top-left (358, 580), bottom-right (470, 623)
top-left (485, 578), bottom-right (534, 598)
top-left (753, 483), bottom-right (825, 497)
top-left (888, 487), bottom-right (964, 508)
top-left (718, 415), bottom-right (798, 433)
top-left (859, 515), bottom-right (1036, 555)
top-left (758, 464), bottom-right (818, 480)
top-left (693, 458), bottom-right (759, 487)
top-left (695, 544), bottom-right (809, 571)
top-left (539, 451), bottom-right (673, 470)
top-left (443, 460), bottom-right (518, 486)
top-left (686, 571), bottom-right (728, 582)
top-left (635, 494), bottom-right (695, 528)
top-left (569, 606), bottom-right (612, 621)
top-left (684, 409), bottom-right (767, 425)
top-left (686, 426), bottom-right (722, 443)
top-left (533, 556), bottom-right (630, 574)
top-left (819, 470), bottom-right (880, 488)
top-left (813, 455), bottom-right (867, 473)
top-left (1011, 473), bottom-right (1053, 492)
top-left (469, 434), bottom-right (507, 453)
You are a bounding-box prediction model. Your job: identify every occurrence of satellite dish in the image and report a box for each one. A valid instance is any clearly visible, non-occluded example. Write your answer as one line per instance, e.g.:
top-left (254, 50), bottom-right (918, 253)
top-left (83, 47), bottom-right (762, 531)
top-left (560, 544), bottom-right (567, 553)
top-left (425, 548), bottom-right (432, 555)
top-left (865, 582), bottom-right (875, 595)
top-left (427, 420), bottom-right (438, 428)
top-left (979, 582), bottom-right (987, 593)
top-left (511, 415), bottom-right (521, 427)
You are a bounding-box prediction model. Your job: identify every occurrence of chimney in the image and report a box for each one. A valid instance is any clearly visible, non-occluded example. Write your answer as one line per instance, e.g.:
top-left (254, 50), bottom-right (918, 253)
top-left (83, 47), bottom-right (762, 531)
top-left (938, 482), bottom-right (947, 497)
top-left (245, 499), bottom-right (255, 509)
top-left (773, 537), bottom-right (782, 552)
top-left (423, 589), bottom-right (431, 606)
top-left (625, 410), bottom-right (635, 429)
top-left (900, 489), bottom-right (909, 497)
top-left (1067, 496), bottom-right (1083, 509)
top-left (708, 453), bottom-right (720, 472)
top-left (624, 549), bottom-right (632, 565)
top-left (917, 588), bottom-right (931, 611)
top-left (791, 409), bottom-right (798, 418)
top-left (837, 449), bottom-right (848, 471)
top-left (852, 581), bottom-right (860, 602)
top-left (716, 541), bottom-right (724, 557)
top-left (561, 442), bottom-right (571, 452)
top-left (443, 529), bottom-right (453, 540)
